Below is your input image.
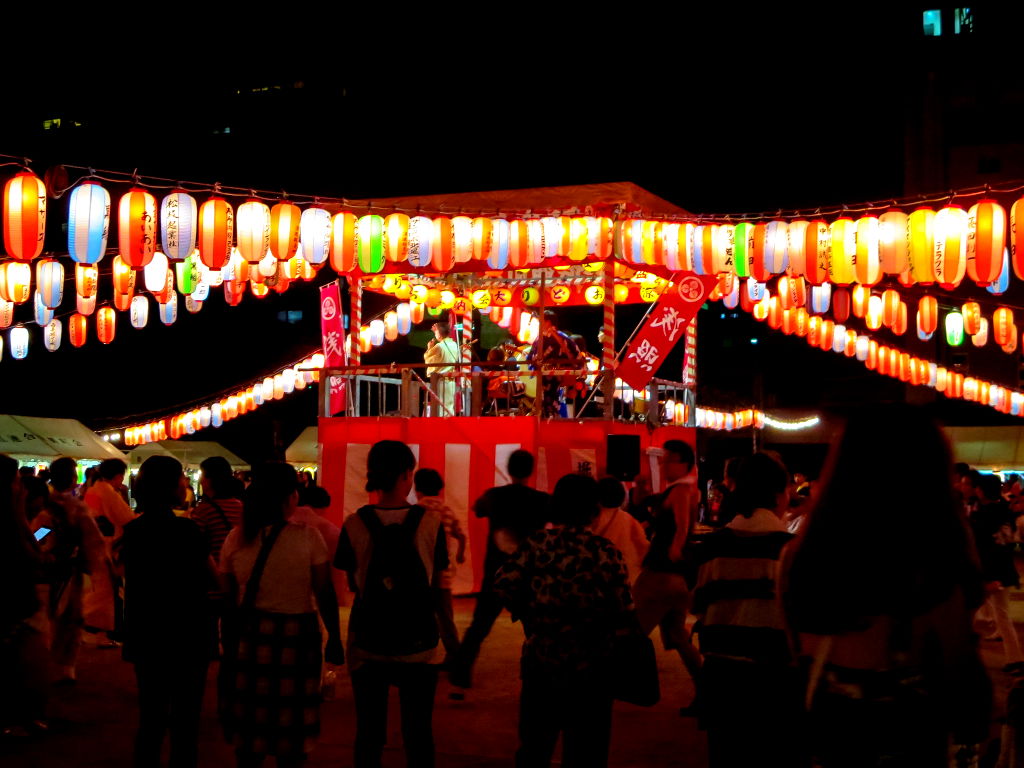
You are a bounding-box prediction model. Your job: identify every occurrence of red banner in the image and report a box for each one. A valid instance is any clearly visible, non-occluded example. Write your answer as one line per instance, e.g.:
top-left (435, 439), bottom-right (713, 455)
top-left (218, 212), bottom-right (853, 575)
top-left (617, 274), bottom-right (717, 392)
top-left (319, 282), bottom-right (347, 415)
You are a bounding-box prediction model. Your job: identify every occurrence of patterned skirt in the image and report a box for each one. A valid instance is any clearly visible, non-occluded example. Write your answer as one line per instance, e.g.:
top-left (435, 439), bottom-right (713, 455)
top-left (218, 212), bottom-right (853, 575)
top-left (223, 610), bottom-right (322, 757)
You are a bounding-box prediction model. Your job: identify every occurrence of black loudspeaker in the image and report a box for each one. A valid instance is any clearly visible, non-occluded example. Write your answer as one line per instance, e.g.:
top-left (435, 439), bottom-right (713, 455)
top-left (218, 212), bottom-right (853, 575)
top-left (606, 434), bottom-right (641, 481)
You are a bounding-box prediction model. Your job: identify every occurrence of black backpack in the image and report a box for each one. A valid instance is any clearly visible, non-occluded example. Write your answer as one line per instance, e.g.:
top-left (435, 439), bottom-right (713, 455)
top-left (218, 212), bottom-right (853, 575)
top-left (351, 505), bottom-right (439, 656)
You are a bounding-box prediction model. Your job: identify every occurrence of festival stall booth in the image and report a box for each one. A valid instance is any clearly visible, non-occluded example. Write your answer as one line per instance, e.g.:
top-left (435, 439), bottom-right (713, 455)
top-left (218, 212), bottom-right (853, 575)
top-left (125, 440), bottom-right (249, 500)
top-left (285, 426), bottom-right (320, 477)
top-left (0, 414), bottom-right (125, 473)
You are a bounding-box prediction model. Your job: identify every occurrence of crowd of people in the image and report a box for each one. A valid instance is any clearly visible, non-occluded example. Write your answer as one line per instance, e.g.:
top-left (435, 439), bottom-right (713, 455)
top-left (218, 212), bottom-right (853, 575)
top-left (0, 403), bottom-right (1021, 766)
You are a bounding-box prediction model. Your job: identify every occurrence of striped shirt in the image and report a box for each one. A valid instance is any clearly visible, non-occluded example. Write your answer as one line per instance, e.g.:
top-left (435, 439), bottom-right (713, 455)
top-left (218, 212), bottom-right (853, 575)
top-left (190, 496), bottom-right (244, 561)
top-left (691, 509), bottom-right (794, 666)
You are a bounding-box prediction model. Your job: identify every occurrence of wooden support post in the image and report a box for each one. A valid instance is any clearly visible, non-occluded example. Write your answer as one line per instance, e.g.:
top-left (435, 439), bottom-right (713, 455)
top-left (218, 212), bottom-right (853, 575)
top-left (601, 260), bottom-right (616, 419)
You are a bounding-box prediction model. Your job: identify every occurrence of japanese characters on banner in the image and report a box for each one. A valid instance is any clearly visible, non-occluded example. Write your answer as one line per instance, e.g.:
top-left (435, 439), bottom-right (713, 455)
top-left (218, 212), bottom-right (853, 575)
top-left (319, 282), bottom-right (347, 415)
top-left (617, 274), bottom-right (717, 392)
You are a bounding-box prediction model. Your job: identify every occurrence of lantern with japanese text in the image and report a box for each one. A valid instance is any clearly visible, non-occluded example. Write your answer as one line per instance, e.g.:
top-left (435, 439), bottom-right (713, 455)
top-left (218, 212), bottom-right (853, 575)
top-left (160, 191), bottom-right (197, 261)
top-left (3, 171), bottom-right (46, 262)
top-left (972, 317), bottom-right (989, 347)
top-left (0, 299), bottom-right (12, 328)
top-left (236, 200), bottom-right (271, 263)
top-left (1013, 197), bottom-right (1024, 279)
top-left (993, 307), bottom-right (1015, 347)
top-left (130, 295), bottom-right (149, 329)
top-left (918, 296), bottom-right (938, 335)
top-left (42, 319), bottom-right (61, 352)
top-left (0, 261), bottom-right (31, 304)
top-left (851, 285), bottom-right (870, 318)
top-left (96, 307), bottom-right (116, 344)
top-left (962, 302), bottom-right (982, 335)
top-left (76, 263), bottom-right (98, 299)
top-left (934, 204), bottom-right (967, 286)
top-left (828, 217), bottom-right (856, 285)
top-left (881, 289), bottom-right (900, 328)
top-left (159, 293), bottom-right (178, 326)
top-left (9, 325), bottom-right (29, 359)
top-left (761, 220), bottom-right (788, 277)
top-left (785, 220), bottom-right (808, 277)
top-left (198, 197), bottom-right (233, 270)
top-left (77, 293), bottom-right (95, 316)
top-left (810, 283), bottom-right (831, 314)
top-left (968, 199), bottom-right (1007, 284)
top-left (711, 224), bottom-right (735, 275)
top-left (114, 290), bottom-right (132, 312)
top-left (112, 255), bottom-right (135, 296)
top-left (451, 216), bottom-right (473, 263)
top-left (35, 258), bottom-right (63, 309)
top-left (143, 251), bottom-right (169, 293)
top-left (804, 220), bottom-right (830, 285)
top-left (33, 293), bottom-right (52, 326)
top-left (68, 181), bottom-right (110, 264)
top-left (118, 188), bottom-right (156, 268)
top-left (382, 213), bottom-right (410, 263)
top-left (384, 312), bottom-right (399, 341)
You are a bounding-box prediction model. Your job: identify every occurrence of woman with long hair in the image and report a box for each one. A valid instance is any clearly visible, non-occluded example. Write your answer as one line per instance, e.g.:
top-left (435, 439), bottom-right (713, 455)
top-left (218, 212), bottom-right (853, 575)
top-left (219, 462), bottom-right (343, 768)
top-left (784, 405), bottom-right (989, 766)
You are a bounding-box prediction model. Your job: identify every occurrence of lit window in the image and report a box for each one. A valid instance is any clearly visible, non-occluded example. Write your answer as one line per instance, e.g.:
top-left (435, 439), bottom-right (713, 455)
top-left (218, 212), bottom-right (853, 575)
top-left (923, 9), bottom-right (942, 36)
top-left (954, 8), bottom-right (973, 34)
top-left (42, 118), bottom-right (61, 130)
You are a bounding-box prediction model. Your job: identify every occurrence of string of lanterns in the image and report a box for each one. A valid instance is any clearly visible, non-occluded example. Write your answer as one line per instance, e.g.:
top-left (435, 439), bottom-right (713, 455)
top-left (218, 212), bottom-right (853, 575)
top-left (116, 351), bottom-right (327, 446)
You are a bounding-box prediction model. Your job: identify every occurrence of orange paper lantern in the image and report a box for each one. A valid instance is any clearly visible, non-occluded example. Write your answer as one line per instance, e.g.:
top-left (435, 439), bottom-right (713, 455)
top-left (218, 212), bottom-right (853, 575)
top-left (3, 171), bottom-right (46, 262)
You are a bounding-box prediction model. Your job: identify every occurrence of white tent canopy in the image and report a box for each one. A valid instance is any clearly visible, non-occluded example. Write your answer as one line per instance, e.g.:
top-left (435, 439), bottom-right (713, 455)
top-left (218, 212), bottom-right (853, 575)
top-left (285, 426), bottom-right (319, 465)
top-left (125, 440), bottom-right (249, 470)
top-left (944, 426), bottom-right (1024, 471)
top-left (0, 415), bottom-right (125, 461)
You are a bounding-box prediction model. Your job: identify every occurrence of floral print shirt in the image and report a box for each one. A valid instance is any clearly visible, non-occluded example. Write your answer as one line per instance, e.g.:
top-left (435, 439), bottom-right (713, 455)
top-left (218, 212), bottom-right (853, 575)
top-left (493, 526), bottom-right (635, 675)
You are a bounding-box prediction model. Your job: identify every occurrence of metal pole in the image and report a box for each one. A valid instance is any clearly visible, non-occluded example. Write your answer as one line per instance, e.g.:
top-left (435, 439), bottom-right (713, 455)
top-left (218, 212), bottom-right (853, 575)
top-left (601, 261), bottom-right (616, 419)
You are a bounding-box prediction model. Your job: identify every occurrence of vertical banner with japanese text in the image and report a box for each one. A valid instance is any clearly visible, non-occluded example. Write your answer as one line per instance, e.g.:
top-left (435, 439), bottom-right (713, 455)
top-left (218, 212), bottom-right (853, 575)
top-left (616, 274), bottom-right (717, 392)
top-left (319, 281), bottom-right (347, 415)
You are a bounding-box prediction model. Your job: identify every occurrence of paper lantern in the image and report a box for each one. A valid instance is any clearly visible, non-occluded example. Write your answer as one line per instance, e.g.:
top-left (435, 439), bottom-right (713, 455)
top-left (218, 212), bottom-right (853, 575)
top-left (9, 325), bottom-right (29, 359)
top-left (471, 289), bottom-right (492, 309)
top-left (851, 285), bottom-right (870, 318)
top-left (223, 249), bottom-right (249, 284)
top-left (77, 293), bottom-right (96, 316)
top-left (1003, 332), bottom-right (1018, 355)
top-left (711, 224), bottom-right (735, 275)
top-left (35, 258), bottom-right (63, 309)
top-left (804, 220), bottom-right (830, 285)
top-left (159, 294), bottom-right (177, 326)
top-left (396, 302), bottom-right (412, 334)
top-left (198, 197), bottom-right (233, 270)
top-left (358, 325), bottom-right (372, 353)
top-left (384, 311), bottom-right (399, 341)
top-left (329, 211), bottom-right (358, 272)
top-left (794, 308), bottom-right (809, 337)
top-left (112, 255), bottom-right (136, 295)
top-left (918, 296), bottom-right (938, 335)
top-left (761, 220), bottom-right (788, 277)
top-left (0, 261), bottom-right (31, 303)
top-left (451, 215), bottom-right (473, 263)
top-left (296, 206), bottom-right (330, 267)
top-left (855, 335), bottom-right (869, 361)
top-left (843, 329), bottom-right (857, 357)
top-left (410, 301), bottom-right (425, 324)
top-left (439, 290), bottom-right (456, 310)
top-left (68, 181), bottom-right (110, 264)
top-left (117, 188), bottom-right (157, 269)
top-left (484, 218), bottom-right (510, 270)
top-left (934, 204), bottom-right (968, 286)
top-left (722, 277), bottom-right (740, 309)
top-left (96, 307), bottom-right (116, 344)
top-left (945, 311), bottom-right (965, 346)
top-left (988, 249), bottom-right (1011, 296)
top-left (832, 289), bottom-right (850, 323)
top-left (968, 200), bottom-right (1007, 284)
top-left (732, 222), bottom-right (753, 278)
top-left (819, 320), bottom-right (835, 352)
top-left (828, 217), bottom-right (856, 285)
top-left (130, 295), bottom-right (149, 329)
top-left (430, 217), bottom-right (454, 272)
top-left (397, 215), bottom-right (428, 269)
top-left (160, 191), bottom-right (198, 262)
top-left (113, 290), bottom-right (132, 312)
top-left (268, 201), bottom-right (300, 261)
top-left (175, 254), bottom-right (199, 295)
top-left (42, 319), bottom-right (61, 352)
top-left (76, 263), bottom-right (99, 299)
top-left (143, 251), bottom-right (169, 293)
top-left (0, 299), bottom-right (12, 328)
top-left (33, 292), bottom-right (53, 326)
top-left (916, 311), bottom-right (934, 341)
top-left (853, 215), bottom-right (881, 285)
top-left (785, 220), bottom-right (808, 277)
top-left (878, 209), bottom-right (909, 275)
top-left (962, 302), bottom-right (982, 335)
top-left (185, 296), bottom-right (203, 314)
top-left (3, 171), bottom-right (46, 262)
top-left (866, 340), bottom-right (879, 370)
top-left (893, 302), bottom-right (908, 335)
top-left (882, 289), bottom-right (901, 328)
top-left (972, 317), bottom-right (989, 347)
top-left (235, 199), bottom-right (271, 263)
top-left (376, 212), bottom-right (409, 264)
top-left (831, 324), bottom-right (846, 353)
top-left (810, 283), bottom-right (831, 314)
top-left (993, 307), bottom-right (1014, 347)
top-left (357, 214), bottom-right (384, 273)
top-left (224, 279), bottom-right (245, 306)
top-left (907, 208), bottom-right (935, 284)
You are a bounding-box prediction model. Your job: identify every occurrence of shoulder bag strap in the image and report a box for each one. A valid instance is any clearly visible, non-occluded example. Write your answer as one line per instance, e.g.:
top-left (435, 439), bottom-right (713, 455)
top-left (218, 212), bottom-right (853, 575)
top-left (240, 522), bottom-right (287, 613)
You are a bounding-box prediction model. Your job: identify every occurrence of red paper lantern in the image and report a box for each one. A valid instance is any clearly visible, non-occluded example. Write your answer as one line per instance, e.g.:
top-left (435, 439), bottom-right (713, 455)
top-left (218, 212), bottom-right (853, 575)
top-left (69, 313), bottom-right (88, 347)
top-left (968, 199), bottom-right (1007, 284)
top-left (893, 302), bottom-right (908, 335)
top-left (882, 289), bottom-right (901, 328)
top-left (117, 188), bottom-right (157, 269)
top-left (851, 286), bottom-right (870, 318)
top-left (270, 202), bottom-right (300, 261)
top-left (3, 171), bottom-right (46, 262)
top-left (832, 288), bottom-right (850, 323)
top-left (993, 307), bottom-right (1015, 347)
top-left (431, 217), bottom-right (455, 272)
top-left (96, 306), bottom-right (116, 344)
top-left (917, 296), bottom-right (938, 335)
top-left (198, 197), bottom-right (234, 270)
top-left (330, 212), bottom-right (358, 273)
top-left (962, 302), bottom-right (982, 336)
top-left (804, 220), bottom-right (830, 285)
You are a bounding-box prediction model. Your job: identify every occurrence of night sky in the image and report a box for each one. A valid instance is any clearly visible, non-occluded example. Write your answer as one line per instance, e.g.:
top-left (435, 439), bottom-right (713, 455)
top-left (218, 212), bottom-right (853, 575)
top-left (1, 8), bottom-right (1021, 463)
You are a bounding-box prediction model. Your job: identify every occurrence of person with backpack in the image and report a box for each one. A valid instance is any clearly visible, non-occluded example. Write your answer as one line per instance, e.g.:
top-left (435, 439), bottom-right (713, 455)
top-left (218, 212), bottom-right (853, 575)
top-left (334, 440), bottom-right (450, 768)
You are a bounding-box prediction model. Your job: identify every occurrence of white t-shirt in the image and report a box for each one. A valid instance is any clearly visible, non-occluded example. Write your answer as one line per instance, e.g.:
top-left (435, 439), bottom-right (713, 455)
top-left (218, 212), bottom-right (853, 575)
top-left (219, 523), bottom-right (329, 614)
